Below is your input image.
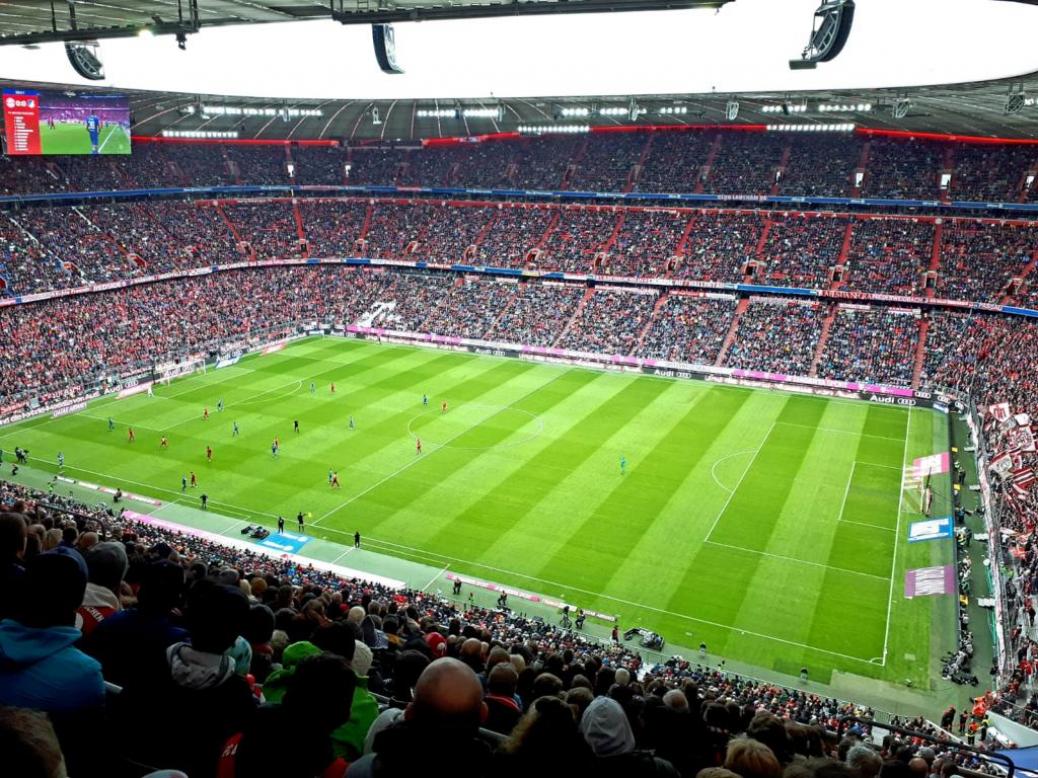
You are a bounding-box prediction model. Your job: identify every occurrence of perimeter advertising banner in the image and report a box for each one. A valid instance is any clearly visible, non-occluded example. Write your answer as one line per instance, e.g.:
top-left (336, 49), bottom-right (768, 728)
top-left (3, 89), bottom-right (131, 155)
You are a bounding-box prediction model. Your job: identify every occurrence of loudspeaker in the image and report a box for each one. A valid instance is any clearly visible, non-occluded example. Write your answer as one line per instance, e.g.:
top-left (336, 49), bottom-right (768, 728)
top-left (372, 24), bottom-right (404, 75)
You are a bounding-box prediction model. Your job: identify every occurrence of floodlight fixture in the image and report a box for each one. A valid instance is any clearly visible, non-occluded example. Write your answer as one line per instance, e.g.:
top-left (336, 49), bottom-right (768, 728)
top-left (789, 0), bottom-right (855, 70)
top-left (725, 100), bottom-right (740, 121)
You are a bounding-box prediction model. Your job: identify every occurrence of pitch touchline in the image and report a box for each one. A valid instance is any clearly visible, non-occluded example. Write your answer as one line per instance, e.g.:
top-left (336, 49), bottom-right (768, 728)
top-left (703, 540), bottom-right (888, 581)
top-left (312, 369), bottom-right (571, 527)
top-left (318, 530), bottom-right (877, 665)
top-left (881, 408), bottom-right (912, 666)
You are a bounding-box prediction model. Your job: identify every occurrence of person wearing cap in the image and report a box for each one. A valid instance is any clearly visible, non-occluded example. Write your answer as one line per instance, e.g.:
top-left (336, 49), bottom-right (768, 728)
top-left (76, 540), bottom-right (128, 637)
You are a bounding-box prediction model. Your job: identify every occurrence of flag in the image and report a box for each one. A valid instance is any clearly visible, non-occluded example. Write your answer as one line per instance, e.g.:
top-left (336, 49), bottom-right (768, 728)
top-left (1009, 425), bottom-right (1037, 453)
top-left (990, 402), bottom-right (1012, 423)
top-left (1011, 466), bottom-right (1036, 497)
top-left (990, 450), bottom-right (1013, 478)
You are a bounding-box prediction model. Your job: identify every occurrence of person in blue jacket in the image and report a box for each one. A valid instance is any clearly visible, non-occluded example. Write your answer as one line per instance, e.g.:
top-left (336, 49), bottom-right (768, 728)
top-left (0, 549), bottom-right (105, 714)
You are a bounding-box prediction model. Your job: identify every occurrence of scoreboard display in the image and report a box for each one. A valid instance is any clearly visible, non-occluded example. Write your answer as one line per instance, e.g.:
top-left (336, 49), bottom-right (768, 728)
top-left (3, 89), bottom-right (131, 156)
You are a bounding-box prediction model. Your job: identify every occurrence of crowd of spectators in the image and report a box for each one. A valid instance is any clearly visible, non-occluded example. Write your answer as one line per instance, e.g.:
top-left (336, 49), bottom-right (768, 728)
top-left (416, 278), bottom-right (518, 339)
top-left (604, 209), bottom-right (691, 278)
top-left (816, 308), bottom-right (920, 386)
top-left (949, 144), bottom-right (1037, 203)
top-left (861, 139), bottom-right (943, 200)
top-left (637, 295), bottom-right (737, 365)
top-left (300, 200), bottom-right (369, 257)
top-left (555, 288), bottom-right (659, 355)
top-left (534, 208), bottom-right (618, 273)
top-left (223, 202), bottom-right (304, 260)
top-left (936, 222), bottom-right (1035, 303)
top-left (675, 211), bottom-right (764, 283)
top-left (776, 136), bottom-right (862, 198)
top-left (724, 300), bottom-right (826, 376)
top-left (635, 131), bottom-right (715, 193)
top-left (842, 218), bottom-right (932, 297)
top-left (705, 133), bottom-right (787, 195)
top-left (475, 207), bottom-right (555, 267)
top-left (486, 282), bottom-right (585, 346)
top-left (566, 134), bottom-right (648, 193)
top-left (5, 134), bottom-right (1038, 201)
top-left (758, 215), bottom-right (847, 289)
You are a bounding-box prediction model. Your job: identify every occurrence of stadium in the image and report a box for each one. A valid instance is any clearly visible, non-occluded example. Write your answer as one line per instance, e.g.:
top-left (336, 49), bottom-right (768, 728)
top-left (1, 0), bottom-right (1038, 776)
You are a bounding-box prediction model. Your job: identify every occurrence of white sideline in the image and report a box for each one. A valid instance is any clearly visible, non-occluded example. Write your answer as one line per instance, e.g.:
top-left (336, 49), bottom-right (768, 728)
top-left (703, 422), bottom-right (775, 542)
top-left (881, 408), bottom-right (912, 667)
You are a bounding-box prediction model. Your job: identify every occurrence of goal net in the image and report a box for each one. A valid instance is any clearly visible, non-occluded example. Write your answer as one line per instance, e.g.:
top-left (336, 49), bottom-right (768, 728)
top-left (155, 357), bottom-right (206, 386)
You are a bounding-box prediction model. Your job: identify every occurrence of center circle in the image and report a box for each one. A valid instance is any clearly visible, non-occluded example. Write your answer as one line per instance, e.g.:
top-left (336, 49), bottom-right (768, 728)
top-left (405, 403), bottom-right (544, 451)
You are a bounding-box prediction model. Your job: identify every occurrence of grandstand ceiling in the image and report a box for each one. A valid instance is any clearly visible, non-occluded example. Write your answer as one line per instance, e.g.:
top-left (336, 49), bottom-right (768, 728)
top-left (5, 71), bottom-right (1038, 142)
top-left (0, 0), bottom-right (731, 44)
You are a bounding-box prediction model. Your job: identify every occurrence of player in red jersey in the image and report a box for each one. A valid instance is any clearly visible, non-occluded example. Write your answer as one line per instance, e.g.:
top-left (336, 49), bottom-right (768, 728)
top-left (330, 382), bottom-right (336, 394)
top-left (206, 445), bottom-right (213, 463)
top-left (330, 471), bottom-right (340, 489)
top-left (416, 437), bottom-right (423, 455)
top-left (190, 471), bottom-right (197, 488)
top-left (441, 401), bottom-right (448, 414)
top-left (203, 407), bottom-right (209, 420)
top-left (127, 428), bottom-right (135, 443)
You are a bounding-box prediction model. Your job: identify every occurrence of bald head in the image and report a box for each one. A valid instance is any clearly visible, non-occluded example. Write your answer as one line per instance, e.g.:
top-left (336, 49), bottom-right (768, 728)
top-left (409, 658), bottom-right (486, 728)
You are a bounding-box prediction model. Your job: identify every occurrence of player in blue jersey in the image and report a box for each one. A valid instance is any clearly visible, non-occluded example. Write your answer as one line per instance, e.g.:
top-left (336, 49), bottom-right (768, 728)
top-left (620, 454), bottom-right (627, 475)
top-left (348, 415), bottom-right (355, 431)
top-left (86, 114), bottom-right (101, 155)
top-left (107, 417), bottom-right (115, 432)
top-left (232, 421), bottom-right (240, 437)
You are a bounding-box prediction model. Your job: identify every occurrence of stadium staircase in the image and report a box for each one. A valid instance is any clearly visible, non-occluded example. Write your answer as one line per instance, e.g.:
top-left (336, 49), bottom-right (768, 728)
top-left (697, 133), bottom-right (724, 194)
top-left (912, 315), bottom-right (931, 389)
top-left (769, 143), bottom-right (792, 197)
top-left (940, 145), bottom-right (956, 203)
top-left (601, 212), bottom-right (627, 254)
top-left (357, 203), bottom-right (375, 244)
top-left (486, 291), bottom-right (519, 340)
top-left (714, 298), bottom-right (750, 367)
top-left (808, 303), bottom-right (837, 378)
top-left (632, 292), bottom-right (670, 352)
top-left (830, 219), bottom-right (856, 290)
top-left (927, 221), bottom-right (944, 299)
top-left (753, 215), bottom-right (775, 271)
top-left (852, 140), bottom-right (871, 197)
top-left (213, 203), bottom-right (251, 258)
top-left (560, 136), bottom-right (590, 190)
top-left (1008, 247), bottom-right (1038, 304)
top-left (291, 200), bottom-right (307, 243)
top-left (528, 210), bottom-right (561, 264)
top-left (625, 133), bottom-right (654, 192)
top-left (672, 212), bottom-right (699, 269)
top-left (553, 288), bottom-right (595, 346)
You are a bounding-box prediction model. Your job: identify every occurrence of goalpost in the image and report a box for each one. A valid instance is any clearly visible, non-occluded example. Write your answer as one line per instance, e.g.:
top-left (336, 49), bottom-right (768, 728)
top-left (155, 357), bottom-right (207, 387)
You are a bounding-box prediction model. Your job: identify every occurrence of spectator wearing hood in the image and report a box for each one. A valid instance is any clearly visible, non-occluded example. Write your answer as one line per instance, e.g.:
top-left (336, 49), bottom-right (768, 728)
top-left (580, 696), bottom-right (679, 777)
top-left (117, 579), bottom-right (256, 778)
top-left (0, 550), bottom-right (105, 776)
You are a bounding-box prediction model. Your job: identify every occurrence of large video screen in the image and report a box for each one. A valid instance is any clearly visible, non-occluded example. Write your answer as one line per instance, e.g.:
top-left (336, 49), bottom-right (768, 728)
top-left (3, 89), bottom-right (131, 156)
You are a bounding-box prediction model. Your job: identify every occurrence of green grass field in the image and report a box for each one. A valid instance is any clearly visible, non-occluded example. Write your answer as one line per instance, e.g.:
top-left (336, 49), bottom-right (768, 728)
top-left (39, 121), bottom-right (131, 155)
top-left (0, 337), bottom-right (956, 687)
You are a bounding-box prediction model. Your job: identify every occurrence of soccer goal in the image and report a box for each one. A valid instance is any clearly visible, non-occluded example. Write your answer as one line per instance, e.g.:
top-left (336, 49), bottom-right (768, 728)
top-left (155, 357), bottom-right (207, 386)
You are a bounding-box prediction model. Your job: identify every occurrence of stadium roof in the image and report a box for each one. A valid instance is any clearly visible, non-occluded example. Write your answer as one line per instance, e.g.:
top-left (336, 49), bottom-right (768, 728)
top-left (0, 0), bottom-right (731, 44)
top-left (5, 70), bottom-right (1038, 143)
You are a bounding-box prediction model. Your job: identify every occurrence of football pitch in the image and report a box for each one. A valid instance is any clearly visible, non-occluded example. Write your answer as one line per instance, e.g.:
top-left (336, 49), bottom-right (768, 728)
top-left (38, 122), bottom-right (131, 155)
top-left (0, 337), bottom-right (956, 687)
